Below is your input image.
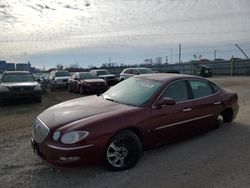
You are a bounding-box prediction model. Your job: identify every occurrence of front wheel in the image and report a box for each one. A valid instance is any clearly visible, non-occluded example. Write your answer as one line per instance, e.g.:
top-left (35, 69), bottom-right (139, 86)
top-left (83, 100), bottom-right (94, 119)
top-left (79, 85), bottom-right (85, 95)
top-left (104, 130), bottom-right (142, 171)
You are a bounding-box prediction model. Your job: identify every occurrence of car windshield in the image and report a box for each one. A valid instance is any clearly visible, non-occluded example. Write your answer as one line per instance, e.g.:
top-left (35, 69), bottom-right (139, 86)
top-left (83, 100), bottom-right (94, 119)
top-left (96, 70), bottom-right (109, 76)
top-left (79, 73), bottom-right (98, 79)
top-left (55, 71), bottom-right (70, 77)
top-left (102, 77), bottom-right (162, 106)
top-left (1, 73), bottom-right (35, 82)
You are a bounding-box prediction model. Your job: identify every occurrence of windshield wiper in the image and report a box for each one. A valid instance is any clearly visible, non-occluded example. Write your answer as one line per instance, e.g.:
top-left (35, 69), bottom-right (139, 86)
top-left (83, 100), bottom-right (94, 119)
top-left (105, 98), bottom-right (115, 102)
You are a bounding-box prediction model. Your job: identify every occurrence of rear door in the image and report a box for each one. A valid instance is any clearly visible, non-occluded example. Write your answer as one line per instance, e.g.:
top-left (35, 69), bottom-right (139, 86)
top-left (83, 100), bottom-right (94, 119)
top-left (188, 79), bottom-right (223, 132)
top-left (150, 80), bottom-right (196, 145)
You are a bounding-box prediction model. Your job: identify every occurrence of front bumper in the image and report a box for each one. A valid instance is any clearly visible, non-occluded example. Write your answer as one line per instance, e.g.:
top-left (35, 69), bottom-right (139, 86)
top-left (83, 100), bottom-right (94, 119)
top-left (51, 82), bottom-right (69, 88)
top-left (31, 138), bottom-right (104, 167)
top-left (0, 91), bottom-right (41, 100)
top-left (85, 85), bottom-right (108, 93)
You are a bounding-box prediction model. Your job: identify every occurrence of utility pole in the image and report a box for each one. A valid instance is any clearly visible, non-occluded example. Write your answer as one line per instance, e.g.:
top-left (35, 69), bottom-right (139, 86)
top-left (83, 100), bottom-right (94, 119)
top-left (170, 48), bottom-right (172, 64)
top-left (179, 44), bottom-right (181, 63)
top-left (214, 50), bottom-right (217, 60)
top-left (235, 44), bottom-right (249, 59)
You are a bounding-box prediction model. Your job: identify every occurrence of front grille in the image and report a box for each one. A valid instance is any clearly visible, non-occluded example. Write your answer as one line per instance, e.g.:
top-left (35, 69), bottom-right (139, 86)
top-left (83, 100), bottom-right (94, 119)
top-left (63, 79), bottom-right (68, 82)
top-left (32, 117), bottom-right (50, 143)
top-left (91, 82), bottom-right (104, 86)
top-left (12, 86), bottom-right (34, 92)
top-left (105, 76), bottom-right (115, 80)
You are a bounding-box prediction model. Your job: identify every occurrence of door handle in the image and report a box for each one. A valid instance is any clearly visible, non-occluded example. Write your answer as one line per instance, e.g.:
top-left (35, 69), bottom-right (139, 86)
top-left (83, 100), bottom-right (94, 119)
top-left (214, 101), bottom-right (221, 105)
top-left (182, 108), bottom-right (192, 112)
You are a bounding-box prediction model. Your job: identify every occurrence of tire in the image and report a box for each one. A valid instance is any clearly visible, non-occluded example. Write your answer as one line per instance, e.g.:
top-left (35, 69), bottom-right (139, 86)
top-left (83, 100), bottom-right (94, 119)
top-left (68, 85), bottom-right (73, 92)
top-left (215, 118), bottom-right (222, 129)
top-left (0, 99), bottom-right (5, 106)
top-left (79, 85), bottom-right (85, 95)
top-left (35, 96), bottom-right (42, 103)
top-left (104, 130), bottom-right (142, 171)
top-left (50, 84), bottom-right (55, 91)
top-left (221, 109), bottom-right (233, 123)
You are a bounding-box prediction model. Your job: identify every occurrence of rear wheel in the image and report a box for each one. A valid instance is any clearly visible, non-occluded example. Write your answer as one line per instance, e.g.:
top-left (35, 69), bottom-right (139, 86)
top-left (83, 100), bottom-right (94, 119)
top-left (221, 108), bottom-right (233, 123)
top-left (104, 130), bottom-right (142, 171)
top-left (35, 96), bottom-right (42, 103)
top-left (0, 99), bottom-right (5, 106)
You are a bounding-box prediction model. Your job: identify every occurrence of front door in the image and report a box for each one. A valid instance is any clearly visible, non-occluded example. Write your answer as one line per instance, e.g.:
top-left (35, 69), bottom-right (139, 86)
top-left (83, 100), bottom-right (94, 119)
top-left (150, 80), bottom-right (196, 146)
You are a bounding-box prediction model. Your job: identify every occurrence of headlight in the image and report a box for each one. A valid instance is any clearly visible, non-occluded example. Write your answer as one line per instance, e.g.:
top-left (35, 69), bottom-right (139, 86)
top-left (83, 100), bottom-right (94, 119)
top-left (34, 85), bottom-right (41, 91)
top-left (0, 85), bottom-right (9, 92)
top-left (61, 131), bottom-right (89, 144)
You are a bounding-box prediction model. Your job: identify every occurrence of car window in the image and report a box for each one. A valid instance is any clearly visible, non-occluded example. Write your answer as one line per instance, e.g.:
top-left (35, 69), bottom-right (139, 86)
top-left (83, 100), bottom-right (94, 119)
top-left (124, 69), bottom-right (132, 74)
top-left (189, 80), bottom-right (213, 99)
top-left (160, 80), bottom-right (189, 102)
top-left (138, 68), bottom-right (154, 74)
top-left (209, 82), bottom-right (219, 93)
top-left (55, 71), bottom-right (70, 77)
top-left (132, 69), bottom-right (139, 75)
top-left (96, 70), bottom-right (109, 75)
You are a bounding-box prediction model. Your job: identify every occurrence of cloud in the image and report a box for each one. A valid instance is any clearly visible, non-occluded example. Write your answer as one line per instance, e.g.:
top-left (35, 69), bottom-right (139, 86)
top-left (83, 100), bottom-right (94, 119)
top-left (0, 0), bottom-right (249, 62)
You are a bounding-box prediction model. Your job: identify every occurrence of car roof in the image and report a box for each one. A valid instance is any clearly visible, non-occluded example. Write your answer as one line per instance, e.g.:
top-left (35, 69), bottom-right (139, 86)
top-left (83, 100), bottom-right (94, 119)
top-left (134, 73), bottom-right (200, 82)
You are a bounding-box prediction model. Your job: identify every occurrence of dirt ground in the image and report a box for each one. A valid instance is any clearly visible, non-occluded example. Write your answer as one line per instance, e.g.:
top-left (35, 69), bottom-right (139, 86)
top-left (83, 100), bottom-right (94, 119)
top-left (0, 77), bottom-right (250, 188)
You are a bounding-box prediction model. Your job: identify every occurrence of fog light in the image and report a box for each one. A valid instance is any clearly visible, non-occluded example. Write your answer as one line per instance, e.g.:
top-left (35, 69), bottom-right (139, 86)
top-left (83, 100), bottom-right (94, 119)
top-left (59, 157), bottom-right (80, 161)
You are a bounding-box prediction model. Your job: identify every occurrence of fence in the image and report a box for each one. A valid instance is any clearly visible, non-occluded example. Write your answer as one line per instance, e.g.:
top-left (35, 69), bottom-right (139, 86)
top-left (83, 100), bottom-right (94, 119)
top-left (106, 60), bottom-right (250, 76)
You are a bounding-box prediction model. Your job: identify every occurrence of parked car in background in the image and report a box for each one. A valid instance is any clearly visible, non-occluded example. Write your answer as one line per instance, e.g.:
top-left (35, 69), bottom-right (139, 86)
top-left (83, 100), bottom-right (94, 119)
top-left (119, 67), bottom-right (155, 81)
top-left (33, 73), bottom-right (47, 93)
top-left (90, 69), bottom-right (117, 85)
top-left (31, 73), bottom-right (238, 171)
top-left (0, 71), bottom-right (42, 105)
top-left (193, 65), bottom-right (212, 77)
top-left (69, 72), bottom-right (108, 94)
top-left (49, 70), bottom-right (70, 91)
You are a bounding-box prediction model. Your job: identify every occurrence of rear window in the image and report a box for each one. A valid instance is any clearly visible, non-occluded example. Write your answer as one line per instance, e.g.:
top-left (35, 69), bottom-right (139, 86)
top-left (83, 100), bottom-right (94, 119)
top-left (189, 80), bottom-right (213, 99)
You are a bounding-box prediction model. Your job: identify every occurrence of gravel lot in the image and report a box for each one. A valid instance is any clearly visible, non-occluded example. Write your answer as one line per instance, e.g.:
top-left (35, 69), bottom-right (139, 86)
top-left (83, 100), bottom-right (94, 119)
top-left (0, 77), bottom-right (250, 188)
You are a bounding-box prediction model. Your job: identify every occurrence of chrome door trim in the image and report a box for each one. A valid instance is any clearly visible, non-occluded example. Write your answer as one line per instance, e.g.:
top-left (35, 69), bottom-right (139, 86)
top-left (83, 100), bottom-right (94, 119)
top-left (154, 114), bottom-right (214, 130)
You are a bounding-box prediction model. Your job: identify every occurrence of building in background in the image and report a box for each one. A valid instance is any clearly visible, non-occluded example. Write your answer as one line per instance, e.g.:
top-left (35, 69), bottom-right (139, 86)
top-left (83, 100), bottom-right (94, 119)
top-left (16, 62), bottom-right (31, 71)
top-left (0, 60), bottom-right (15, 72)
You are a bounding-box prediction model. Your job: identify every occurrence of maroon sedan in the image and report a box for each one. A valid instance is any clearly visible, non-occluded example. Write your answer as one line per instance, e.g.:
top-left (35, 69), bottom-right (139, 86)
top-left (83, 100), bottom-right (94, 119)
top-left (68, 72), bottom-right (108, 94)
top-left (31, 74), bottom-right (239, 171)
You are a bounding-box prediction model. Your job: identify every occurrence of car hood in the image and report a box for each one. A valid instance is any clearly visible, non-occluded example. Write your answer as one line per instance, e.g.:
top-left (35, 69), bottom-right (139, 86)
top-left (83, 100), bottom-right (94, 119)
top-left (98, 74), bottom-right (115, 78)
top-left (82, 79), bottom-right (106, 83)
top-left (1, 82), bottom-right (38, 87)
top-left (54, 76), bottom-right (70, 80)
top-left (38, 95), bottom-right (136, 129)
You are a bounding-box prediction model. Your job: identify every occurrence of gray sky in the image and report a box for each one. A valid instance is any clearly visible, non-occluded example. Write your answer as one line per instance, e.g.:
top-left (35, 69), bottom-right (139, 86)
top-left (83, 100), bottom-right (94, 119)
top-left (0, 0), bottom-right (250, 68)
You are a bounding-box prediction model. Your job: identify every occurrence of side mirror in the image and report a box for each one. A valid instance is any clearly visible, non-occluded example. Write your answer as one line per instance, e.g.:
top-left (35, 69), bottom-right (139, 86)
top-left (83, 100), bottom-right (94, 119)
top-left (156, 97), bottom-right (176, 107)
top-left (74, 78), bottom-right (78, 80)
top-left (36, 78), bottom-right (41, 82)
